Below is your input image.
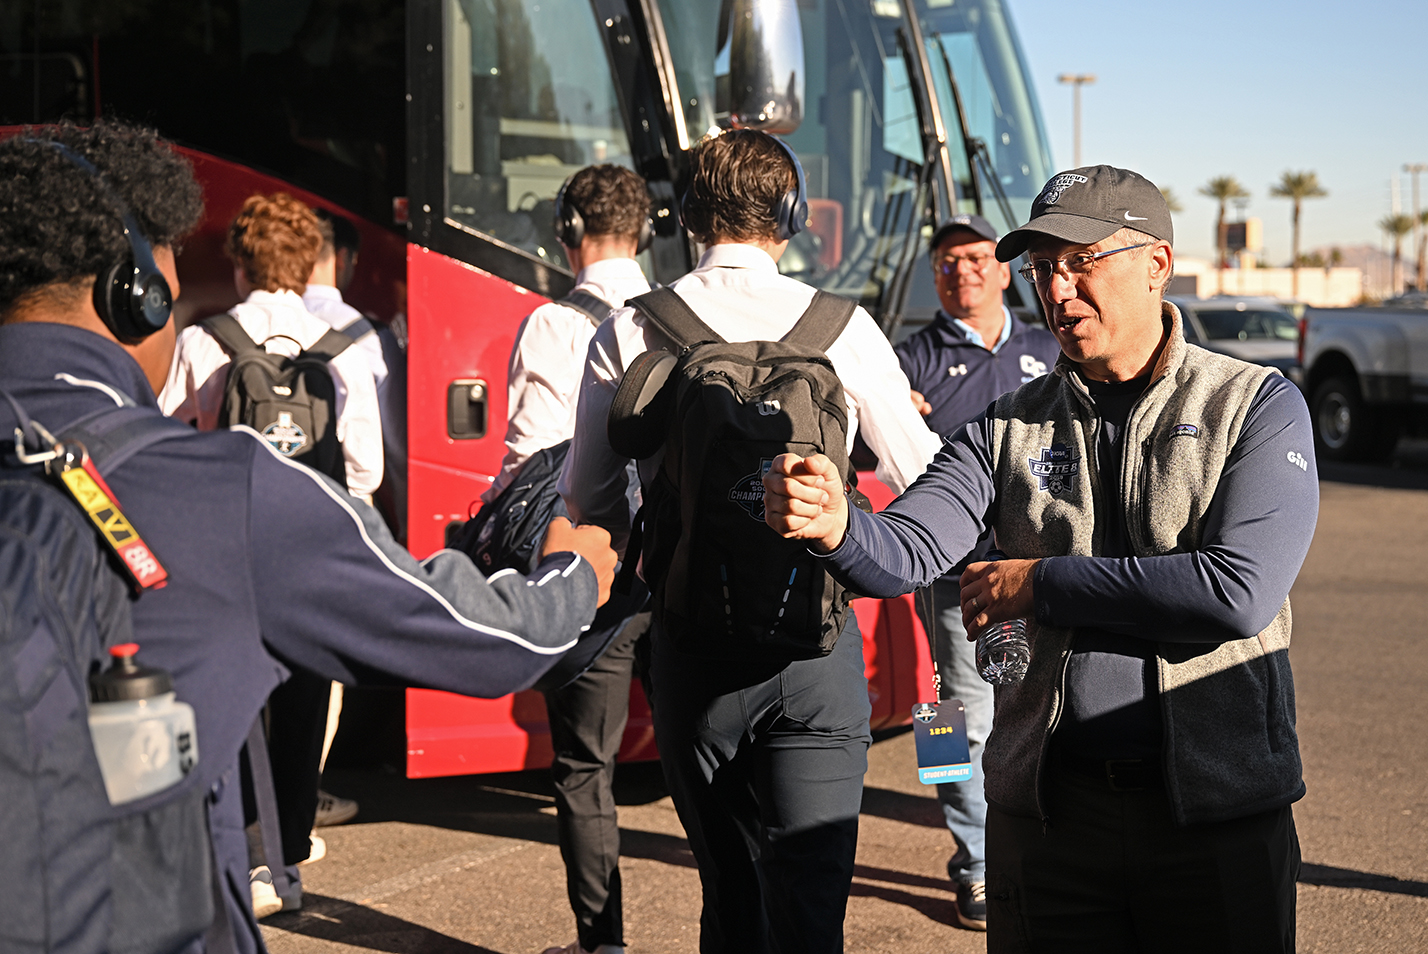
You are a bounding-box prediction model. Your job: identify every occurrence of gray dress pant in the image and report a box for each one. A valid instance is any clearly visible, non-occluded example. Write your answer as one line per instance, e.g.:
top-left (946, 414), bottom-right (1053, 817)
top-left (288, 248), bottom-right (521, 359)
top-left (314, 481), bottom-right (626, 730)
top-left (648, 614), bottom-right (872, 954)
top-left (543, 614), bottom-right (650, 951)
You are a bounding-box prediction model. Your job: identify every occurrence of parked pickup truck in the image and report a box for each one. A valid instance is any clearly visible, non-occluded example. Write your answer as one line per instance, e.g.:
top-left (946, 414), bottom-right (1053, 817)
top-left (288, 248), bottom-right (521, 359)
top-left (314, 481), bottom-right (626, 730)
top-left (1299, 300), bottom-right (1428, 461)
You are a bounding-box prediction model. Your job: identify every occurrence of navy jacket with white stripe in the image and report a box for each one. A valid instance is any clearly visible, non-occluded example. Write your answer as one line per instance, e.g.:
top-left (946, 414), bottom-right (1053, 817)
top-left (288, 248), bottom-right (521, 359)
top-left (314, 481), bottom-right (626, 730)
top-left (0, 322), bottom-right (599, 954)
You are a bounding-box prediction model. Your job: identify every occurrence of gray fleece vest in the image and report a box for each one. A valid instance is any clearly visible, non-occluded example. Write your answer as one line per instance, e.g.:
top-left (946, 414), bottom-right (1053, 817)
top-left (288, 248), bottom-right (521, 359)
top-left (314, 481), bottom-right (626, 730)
top-left (983, 302), bottom-right (1303, 826)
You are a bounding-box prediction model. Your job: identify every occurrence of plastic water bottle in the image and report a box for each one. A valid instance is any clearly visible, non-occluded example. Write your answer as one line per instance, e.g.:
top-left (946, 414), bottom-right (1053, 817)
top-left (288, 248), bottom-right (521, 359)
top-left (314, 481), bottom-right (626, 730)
top-left (976, 619), bottom-right (1030, 684)
top-left (87, 643), bottom-right (199, 805)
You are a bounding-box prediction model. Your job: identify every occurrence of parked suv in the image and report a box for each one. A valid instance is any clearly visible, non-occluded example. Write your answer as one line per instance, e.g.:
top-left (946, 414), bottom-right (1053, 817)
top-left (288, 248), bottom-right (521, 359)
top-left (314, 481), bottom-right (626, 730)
top-left (1169, 296), bottom-right (1304, 386)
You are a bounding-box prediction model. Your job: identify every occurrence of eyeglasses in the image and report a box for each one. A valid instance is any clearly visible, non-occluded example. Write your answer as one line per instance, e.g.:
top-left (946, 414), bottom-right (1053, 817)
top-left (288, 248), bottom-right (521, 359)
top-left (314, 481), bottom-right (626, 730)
top-left (1017, 243), bottom-right (1150, 286)
top-left (936, 254), bottom-right (996, 276)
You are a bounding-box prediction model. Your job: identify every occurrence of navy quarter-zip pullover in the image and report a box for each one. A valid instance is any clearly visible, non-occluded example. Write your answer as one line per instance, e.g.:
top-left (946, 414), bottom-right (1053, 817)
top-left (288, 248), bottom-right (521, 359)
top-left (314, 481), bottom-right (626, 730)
top-left (0, 322), bottom-right (600, 954)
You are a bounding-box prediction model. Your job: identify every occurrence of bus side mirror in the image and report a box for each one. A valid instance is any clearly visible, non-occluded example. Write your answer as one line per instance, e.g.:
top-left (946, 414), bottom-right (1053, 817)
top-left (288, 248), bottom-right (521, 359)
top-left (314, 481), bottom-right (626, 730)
top-left (715, 0), bottom-right (805, 134)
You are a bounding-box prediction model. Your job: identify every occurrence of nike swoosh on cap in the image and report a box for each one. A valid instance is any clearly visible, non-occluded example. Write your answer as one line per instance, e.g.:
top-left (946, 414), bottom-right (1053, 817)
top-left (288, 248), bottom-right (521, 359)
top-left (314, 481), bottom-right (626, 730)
top-left (1124, 211), bottom-right (1148, 221)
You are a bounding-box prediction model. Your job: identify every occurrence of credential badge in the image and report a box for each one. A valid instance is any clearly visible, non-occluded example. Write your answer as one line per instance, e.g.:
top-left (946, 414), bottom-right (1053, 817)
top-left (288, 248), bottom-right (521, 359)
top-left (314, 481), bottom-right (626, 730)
top-left (1038, 173), bottom-right (1089, 206)
top-left (1028, 443), bottom-right (1079, 497)
top-left (728, 457), bottom-right (776, 521)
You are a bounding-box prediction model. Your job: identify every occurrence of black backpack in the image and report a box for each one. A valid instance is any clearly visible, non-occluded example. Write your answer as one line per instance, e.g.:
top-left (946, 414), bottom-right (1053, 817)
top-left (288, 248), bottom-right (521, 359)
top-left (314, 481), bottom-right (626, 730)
top-left (0, 397), bottom-right (219, 954)
top-left (454, 439), bottom-right (572, 577)
top-left (451, 289), bottom-right (615, 573)
top-left (201, 312), bottom-right (353, 484)
top-left (607, 287), bottom-right (858, 661)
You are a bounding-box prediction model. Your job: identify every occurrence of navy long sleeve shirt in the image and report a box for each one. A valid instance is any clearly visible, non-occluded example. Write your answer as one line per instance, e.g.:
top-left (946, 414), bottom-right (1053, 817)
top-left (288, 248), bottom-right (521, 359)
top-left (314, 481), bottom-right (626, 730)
top-left (824, 370), bottom-right (1318, 758)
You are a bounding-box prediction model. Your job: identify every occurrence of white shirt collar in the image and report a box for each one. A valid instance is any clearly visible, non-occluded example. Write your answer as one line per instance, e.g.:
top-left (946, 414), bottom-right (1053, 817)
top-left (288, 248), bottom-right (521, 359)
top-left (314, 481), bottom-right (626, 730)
top-left (246, 288), bottom-right (307, 308)
top-left (696, 243), bottom-right (780, 273)
top-left (302, 283), bottom-right (343, 302)
top-left (574, 257), bottom-right (647, 285)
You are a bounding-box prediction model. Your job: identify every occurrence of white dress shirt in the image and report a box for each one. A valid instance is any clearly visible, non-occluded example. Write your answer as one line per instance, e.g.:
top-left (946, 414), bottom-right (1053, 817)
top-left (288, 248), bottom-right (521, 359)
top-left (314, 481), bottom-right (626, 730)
top-left (303, 283), bottom-right (390, 391)
top-left (558, 243), bottom-right (941, 552)
top-left (159, 288), bottom-right (385, 497)
top-left (482, 257), bottom-right (651, 504)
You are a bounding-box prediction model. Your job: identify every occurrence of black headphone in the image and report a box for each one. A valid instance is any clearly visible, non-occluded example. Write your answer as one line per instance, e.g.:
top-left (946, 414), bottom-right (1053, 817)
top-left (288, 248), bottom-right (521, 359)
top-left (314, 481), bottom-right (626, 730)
top-left (553, 178), bottom-right (654, 255)
top-left (680, 132), bottom-right (809, 242)
top-left (38, 141), bottom-right (173, 343)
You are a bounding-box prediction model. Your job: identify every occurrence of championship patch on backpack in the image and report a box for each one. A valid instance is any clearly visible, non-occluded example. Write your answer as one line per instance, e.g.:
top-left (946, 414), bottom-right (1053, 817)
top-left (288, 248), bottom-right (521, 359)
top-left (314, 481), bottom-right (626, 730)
top-left (728, 458), bottom-right (776, 521)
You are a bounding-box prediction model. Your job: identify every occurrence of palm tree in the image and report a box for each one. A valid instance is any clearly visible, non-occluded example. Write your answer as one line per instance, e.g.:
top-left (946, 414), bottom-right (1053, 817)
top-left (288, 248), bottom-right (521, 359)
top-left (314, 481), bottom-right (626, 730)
top-left (1199, 176), bottom-right (1249, 291)
top-left (1159, 187), bottom-right (1184, 214)
top-left (1270, 171), bottom-right (1328, 299)
top-left (1380, 213), bottom-right (1415, 296)
top-left (1418, 209), bottom-right (1428, 291)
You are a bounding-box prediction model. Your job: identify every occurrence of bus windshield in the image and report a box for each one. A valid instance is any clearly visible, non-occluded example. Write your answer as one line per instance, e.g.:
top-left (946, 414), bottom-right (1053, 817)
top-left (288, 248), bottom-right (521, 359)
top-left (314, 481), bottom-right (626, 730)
top-left (655, 0), bottom-right (1051, 327)
top-left (920, 0), bottom-right (1052, 236)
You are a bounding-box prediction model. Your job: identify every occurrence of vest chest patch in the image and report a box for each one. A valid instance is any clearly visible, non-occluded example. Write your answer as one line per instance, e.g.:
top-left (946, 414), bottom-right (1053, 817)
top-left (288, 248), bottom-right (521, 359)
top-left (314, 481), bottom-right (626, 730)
top-left (1028, 443), bottom-right (1079, 497)
top-left (1172, 423), bottom-right (1199, 438)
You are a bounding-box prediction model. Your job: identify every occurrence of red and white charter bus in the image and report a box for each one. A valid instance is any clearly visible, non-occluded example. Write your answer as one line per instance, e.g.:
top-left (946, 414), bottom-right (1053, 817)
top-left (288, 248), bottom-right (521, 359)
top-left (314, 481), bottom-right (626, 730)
top-left (5, 0), bottom-right (1053, 778)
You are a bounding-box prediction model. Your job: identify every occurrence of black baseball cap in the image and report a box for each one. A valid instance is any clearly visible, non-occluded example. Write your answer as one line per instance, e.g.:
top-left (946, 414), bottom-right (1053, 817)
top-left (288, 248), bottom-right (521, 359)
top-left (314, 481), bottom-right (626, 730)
top-left (929, 213), bottom-right (998, 253)
top-left (995, 165), bottom-right (1173, 262)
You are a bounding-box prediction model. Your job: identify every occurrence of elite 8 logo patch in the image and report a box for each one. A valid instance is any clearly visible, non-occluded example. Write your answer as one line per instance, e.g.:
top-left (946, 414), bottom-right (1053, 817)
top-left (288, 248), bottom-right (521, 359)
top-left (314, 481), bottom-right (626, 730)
top-left (1028, 443), bottom-right (1079, 497)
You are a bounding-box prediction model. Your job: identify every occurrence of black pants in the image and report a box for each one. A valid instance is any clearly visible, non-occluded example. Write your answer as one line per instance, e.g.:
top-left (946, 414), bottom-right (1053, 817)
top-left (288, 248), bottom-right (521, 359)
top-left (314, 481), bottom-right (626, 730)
top-left (649, 616), bottom-right (872, 954)
top-left (542, 613), bottom-right (650, 951)
top-left (265, 667), bottom-right (330, 866)
top-left (986, 767), bottom-right (1300, 953)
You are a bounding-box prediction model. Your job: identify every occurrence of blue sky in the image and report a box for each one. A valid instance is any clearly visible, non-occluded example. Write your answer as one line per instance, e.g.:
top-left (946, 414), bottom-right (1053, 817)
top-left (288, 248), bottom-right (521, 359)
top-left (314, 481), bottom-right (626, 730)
top-left (1008, 0), bottom-right (1428, 263)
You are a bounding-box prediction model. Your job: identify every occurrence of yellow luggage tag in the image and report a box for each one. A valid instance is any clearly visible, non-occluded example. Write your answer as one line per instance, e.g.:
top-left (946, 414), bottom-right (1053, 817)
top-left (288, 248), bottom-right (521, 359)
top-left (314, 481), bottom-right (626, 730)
top-left (47, 437), bottom-right (168, 592)
top-left (912, 700), bottom-right (972, 785)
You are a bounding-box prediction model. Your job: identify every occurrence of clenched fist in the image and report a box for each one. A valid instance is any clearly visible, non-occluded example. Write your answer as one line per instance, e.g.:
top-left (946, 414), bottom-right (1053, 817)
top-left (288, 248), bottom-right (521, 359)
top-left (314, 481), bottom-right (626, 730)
top-left (541, 517), bottom-right (617, 606)
top-left (761, 452), bottom-right (849, 554)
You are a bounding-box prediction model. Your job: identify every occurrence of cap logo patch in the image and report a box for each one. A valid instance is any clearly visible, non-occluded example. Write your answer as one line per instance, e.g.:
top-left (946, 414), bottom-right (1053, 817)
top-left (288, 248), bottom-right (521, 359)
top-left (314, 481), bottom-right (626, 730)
top-left (953, 214), bottom-right (972, 225)
top-left (1038, 174), bottom-right (1088, 206)
top-left (1123, 211), bottom-right (1148, 221)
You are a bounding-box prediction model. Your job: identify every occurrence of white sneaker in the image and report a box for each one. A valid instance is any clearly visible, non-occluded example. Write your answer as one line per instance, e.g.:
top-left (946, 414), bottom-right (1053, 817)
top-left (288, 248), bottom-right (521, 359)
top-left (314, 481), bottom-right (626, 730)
top-left (314, 789), bottom-right (359, 827)
top-left (540, 944), bottom-right (625, 954)
top-left (249, 866), bottom-right (283, 920)
top-left (300, 832), bottom-right (327, 865)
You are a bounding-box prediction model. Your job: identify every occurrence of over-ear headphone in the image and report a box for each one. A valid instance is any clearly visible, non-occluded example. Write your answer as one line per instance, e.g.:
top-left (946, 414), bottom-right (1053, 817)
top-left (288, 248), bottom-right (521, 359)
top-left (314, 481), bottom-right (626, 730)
top-left (553, 178), bottom-right (653, 255)
top-left (679, 132), bottom-right (809, 242)
top-left (37, 140), bottom-right (173, 343)
top-left (768, 135), bottom-right (809, 242)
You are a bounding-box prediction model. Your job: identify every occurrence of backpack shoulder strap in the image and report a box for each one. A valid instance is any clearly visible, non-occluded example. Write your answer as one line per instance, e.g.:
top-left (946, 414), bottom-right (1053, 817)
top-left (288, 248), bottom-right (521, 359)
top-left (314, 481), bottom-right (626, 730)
top-left (782, 290), bottom-right (858, 354)
top-left (200, 313), bottom-right (262, 356)
top-left (559, 290), bottom-right (612, 327)
top-left (339, 315), bottom-right (377, 341)
top-left (628, 287), bottom-right (725, 350)
top-left (300, 328), bottom-right (356, 363)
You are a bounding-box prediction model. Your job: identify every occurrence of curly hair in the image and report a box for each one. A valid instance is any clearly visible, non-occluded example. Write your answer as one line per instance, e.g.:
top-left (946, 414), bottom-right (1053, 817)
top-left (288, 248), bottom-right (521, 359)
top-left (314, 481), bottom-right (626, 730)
top-left (0, 120), bottom-right (204, 314)
top-left (225, 193), bottom-right (323, 294)
top-left (681, 129), bottom-right (797, 245)
top-left (564, 165), bottom-right (651, 240)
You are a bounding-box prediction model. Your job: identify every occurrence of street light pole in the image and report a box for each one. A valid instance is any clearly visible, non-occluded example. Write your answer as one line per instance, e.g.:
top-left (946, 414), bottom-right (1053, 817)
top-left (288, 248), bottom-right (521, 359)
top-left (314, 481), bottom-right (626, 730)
top-left (1057, 73), bottom-right (1096, 167)
top-left (1405, 163), bottom-right (1427, 290)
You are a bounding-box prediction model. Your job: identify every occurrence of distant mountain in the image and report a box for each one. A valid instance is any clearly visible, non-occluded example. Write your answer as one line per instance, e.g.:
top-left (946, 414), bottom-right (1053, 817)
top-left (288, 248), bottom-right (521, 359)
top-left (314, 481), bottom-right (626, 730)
top-left (1308, 243), bottom-right (1401, 298)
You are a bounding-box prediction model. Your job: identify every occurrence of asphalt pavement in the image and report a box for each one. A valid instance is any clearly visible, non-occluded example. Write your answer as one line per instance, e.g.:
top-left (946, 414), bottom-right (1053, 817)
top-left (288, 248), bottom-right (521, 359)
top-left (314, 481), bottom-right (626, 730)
top-left (261, 442), bottom-right (1428, 954)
